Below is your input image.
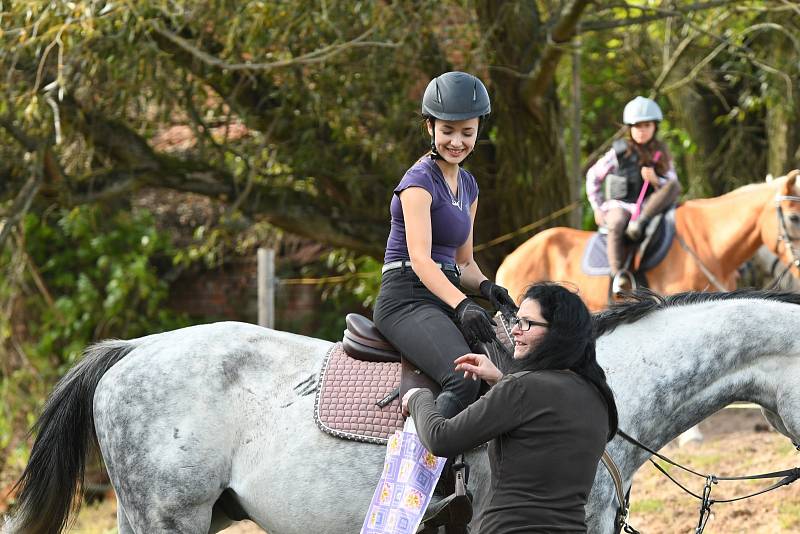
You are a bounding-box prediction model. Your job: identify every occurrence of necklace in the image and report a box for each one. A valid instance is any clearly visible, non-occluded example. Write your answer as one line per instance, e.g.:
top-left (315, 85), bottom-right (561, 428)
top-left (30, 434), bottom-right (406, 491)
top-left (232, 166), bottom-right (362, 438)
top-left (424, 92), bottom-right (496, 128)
top-left (443, 174), bottom-right (462, 210)
top-left (430, 159), bottom-right (463, 210)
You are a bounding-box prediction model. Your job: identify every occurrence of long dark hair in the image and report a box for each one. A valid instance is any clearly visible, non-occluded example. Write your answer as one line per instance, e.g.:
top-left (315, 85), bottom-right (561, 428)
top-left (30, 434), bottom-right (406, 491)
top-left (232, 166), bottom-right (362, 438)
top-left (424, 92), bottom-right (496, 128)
top-left (626, 129), bottom-right (671, 176)
top-left (510, 283), bottom-right (618, 440)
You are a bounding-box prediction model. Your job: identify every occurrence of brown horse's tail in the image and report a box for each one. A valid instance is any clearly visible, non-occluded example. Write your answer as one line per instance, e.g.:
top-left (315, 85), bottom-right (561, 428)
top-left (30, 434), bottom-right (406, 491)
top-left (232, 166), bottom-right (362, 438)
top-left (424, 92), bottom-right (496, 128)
top-left (2, 340), bottom-right (137, 534)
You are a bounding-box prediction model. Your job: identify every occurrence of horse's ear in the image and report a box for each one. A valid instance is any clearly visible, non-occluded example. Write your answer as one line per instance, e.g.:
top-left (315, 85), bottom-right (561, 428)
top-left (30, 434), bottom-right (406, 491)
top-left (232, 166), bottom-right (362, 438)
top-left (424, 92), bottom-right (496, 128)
top-left (786, 169), bottom-right (800, 196)
top-left (766, 173), bottom-right (774, 183)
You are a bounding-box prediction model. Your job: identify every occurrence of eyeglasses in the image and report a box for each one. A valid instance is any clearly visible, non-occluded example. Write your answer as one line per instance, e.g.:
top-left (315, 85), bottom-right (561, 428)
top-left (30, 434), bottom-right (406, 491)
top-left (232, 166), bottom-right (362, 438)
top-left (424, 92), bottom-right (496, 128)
top-left (510, 316), bottom-right (549, 332)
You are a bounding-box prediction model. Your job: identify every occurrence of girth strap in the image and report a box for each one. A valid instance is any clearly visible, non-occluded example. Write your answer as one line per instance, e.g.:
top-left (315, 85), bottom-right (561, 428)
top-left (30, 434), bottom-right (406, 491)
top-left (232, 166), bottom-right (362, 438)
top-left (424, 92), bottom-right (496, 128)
top-left (601, 450), bottom-right (636, 533)
top-left (602, 450), bottom-right (625, 509)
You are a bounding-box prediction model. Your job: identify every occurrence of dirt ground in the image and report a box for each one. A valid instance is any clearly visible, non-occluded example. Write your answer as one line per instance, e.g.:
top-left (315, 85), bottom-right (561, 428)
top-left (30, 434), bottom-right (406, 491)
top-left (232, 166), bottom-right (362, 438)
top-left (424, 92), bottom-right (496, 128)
top-left (42, 408), bottom-right (800, 532)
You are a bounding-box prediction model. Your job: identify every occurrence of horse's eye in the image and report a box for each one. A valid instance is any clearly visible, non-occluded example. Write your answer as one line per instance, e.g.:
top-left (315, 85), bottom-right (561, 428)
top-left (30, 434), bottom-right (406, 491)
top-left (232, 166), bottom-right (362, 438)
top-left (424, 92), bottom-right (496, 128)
top-left (789, 214), bottom-right (800, 225)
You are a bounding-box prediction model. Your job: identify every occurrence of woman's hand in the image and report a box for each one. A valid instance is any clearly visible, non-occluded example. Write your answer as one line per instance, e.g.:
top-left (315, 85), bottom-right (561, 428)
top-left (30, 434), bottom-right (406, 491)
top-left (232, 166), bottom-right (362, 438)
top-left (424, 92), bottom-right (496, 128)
top-left (641, 166), bottom-right (661, 188)
top-left (401, 388), bottom-right (423, 417)
top-left (479, 280), bottom-right (518, 316)
top-left (455, 298), bottom-right (498, 344)
top-left (454, 353), bottom-right (503, 386)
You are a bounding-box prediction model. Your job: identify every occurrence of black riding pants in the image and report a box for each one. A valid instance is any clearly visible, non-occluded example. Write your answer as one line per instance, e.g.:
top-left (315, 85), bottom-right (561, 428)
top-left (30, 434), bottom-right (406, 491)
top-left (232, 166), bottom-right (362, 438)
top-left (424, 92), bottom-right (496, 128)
top-left (373, 267), bottom-right (480, 418)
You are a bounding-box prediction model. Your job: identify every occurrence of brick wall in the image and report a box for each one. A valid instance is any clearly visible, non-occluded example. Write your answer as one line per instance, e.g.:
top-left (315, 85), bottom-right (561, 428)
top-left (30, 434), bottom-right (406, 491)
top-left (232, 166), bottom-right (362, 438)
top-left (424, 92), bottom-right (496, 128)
top-left (166, 255), bottom-right (340, 337)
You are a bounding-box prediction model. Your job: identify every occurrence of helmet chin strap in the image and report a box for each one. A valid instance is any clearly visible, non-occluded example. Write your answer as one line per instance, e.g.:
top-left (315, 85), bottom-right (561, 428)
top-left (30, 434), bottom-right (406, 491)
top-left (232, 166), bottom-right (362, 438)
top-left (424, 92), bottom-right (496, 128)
top-left (429, 126), bottom-right (442, 160)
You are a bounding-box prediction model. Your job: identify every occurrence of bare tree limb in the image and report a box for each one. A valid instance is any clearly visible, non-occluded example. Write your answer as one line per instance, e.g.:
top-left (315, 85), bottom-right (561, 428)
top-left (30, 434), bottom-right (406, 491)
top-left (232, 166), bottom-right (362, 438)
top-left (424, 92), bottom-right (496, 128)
top-left (779, 0), bottom-right (800, 16)
top-left (661, 22), bottom-right (795, 95)
top-left (653, 33), bottom-right (697, 92)
top-left (147, 27), bottom-right (280, 132)
top-left (580, 0), bottom-right (741, 33)
top-left (150, 23), bottom-right (397, 73)
top-left (520, 0), bottom-right (591, 109)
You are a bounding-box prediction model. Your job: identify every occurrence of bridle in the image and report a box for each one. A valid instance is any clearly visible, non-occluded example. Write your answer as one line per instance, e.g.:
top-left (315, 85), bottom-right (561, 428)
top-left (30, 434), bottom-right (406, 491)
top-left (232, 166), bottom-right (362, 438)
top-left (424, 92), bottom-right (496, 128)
top-left (772, 194), bottom-right (800, 286)
top-left (604, 429), bottom-right (800, 534)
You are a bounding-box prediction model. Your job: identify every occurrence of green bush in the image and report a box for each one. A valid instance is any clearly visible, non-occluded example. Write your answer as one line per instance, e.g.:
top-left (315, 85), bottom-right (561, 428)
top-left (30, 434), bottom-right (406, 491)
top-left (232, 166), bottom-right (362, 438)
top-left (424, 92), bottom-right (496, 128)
top-left (0, 204), bottom-right (189, 473)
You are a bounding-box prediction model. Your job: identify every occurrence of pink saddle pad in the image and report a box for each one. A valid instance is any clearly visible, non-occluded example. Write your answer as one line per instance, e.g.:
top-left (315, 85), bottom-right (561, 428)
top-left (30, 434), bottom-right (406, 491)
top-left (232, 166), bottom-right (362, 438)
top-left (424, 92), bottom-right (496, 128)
top-left (314, 342), bottom-right (402, 445)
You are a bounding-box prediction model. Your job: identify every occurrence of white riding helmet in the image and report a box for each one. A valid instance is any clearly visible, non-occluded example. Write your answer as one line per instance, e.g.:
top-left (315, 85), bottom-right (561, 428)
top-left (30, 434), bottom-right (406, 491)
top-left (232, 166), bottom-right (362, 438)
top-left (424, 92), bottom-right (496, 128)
top-left (623, 96), bottom-right (663, 125)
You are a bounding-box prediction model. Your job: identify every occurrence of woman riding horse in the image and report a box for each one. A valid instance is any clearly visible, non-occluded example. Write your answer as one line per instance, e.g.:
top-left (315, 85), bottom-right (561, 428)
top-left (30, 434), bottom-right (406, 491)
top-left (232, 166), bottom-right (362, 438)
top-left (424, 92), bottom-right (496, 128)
top-left (586, 96), bottom-right (682, 295)
top-left (372, 71), bottom-right (517, 524)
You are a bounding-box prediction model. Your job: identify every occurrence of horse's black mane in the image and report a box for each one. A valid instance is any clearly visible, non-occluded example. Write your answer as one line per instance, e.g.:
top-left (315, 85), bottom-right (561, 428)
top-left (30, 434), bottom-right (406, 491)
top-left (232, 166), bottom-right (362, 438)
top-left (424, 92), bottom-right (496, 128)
top-left (593, 288), bottom-right (800, 336)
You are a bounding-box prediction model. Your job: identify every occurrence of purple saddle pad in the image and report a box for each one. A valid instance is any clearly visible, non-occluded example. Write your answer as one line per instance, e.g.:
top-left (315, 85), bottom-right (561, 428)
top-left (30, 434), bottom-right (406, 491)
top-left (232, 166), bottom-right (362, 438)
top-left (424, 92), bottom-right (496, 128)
top-left (581, 209), bottom-right (676, 276)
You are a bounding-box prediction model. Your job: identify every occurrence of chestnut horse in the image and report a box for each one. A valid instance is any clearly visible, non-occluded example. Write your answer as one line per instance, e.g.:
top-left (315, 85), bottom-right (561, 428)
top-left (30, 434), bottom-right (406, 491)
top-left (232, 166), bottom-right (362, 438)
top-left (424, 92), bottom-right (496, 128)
top-left (496, 171), bottom-right (800, 310)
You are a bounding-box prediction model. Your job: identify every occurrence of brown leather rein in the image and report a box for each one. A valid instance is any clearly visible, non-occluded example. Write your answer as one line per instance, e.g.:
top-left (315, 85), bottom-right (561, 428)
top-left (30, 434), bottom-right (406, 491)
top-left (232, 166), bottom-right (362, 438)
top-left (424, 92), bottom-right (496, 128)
top-left (603, 429), bottom-right (800, 534)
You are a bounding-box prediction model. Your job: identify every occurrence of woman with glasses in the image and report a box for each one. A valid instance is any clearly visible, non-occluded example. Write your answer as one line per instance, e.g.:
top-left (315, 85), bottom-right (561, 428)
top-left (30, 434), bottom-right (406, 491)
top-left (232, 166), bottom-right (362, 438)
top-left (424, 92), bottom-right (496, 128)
top-left (402, 282), bottom-right (619, 533)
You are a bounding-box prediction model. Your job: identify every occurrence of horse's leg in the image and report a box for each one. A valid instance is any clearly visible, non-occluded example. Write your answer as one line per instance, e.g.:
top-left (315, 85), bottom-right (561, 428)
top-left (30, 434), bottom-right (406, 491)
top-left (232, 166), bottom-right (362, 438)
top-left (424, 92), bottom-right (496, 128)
top-left (98, 418), bottom-right (222, 533)
top-left (118, 500), bottom-right (214, 534)
top-left (116, 493), bottom-right (214, 534)
top-left (104, 451), bottom-right (222, 533)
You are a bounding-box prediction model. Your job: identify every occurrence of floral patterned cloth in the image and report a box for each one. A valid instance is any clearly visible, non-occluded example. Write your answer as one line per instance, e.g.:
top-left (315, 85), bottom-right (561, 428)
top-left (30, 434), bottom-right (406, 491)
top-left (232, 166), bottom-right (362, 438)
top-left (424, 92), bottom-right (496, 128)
top-left (361, 418), bottom-right (446, 534)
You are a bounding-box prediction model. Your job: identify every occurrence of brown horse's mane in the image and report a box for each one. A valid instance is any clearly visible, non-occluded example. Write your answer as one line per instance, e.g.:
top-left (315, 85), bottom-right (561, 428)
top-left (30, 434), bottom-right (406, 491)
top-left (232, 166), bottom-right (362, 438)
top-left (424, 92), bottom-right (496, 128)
top-left (679, 178), bottom-right (783, 209)
top-left (593, 288), bottom-right (800, 336)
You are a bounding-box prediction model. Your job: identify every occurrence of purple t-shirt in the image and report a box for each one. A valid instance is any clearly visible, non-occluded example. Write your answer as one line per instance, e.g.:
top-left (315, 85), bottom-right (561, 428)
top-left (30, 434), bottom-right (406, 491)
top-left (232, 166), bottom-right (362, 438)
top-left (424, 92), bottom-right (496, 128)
top-left (384, 158), bottom-right (479, 264)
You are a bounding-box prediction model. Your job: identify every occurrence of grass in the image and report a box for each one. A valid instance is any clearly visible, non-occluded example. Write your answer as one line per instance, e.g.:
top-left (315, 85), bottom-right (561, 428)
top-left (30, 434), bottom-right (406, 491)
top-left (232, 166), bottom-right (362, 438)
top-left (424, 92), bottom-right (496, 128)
top-left (630, 498), bottom-right (665, 514)
top-left (778, 502), bottom-right (800, 531)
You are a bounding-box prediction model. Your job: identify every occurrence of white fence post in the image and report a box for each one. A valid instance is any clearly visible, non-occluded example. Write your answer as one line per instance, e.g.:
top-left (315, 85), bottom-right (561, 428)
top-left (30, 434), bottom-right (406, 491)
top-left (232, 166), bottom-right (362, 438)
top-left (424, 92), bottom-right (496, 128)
top-left (258, 247), bottom-right (275, 328)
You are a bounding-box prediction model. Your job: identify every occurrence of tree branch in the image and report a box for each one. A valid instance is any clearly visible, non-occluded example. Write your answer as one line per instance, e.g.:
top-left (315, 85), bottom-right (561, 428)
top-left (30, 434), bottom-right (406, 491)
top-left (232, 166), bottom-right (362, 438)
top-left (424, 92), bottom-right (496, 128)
top-left (150, 23), bottom-right (398, 73)
top-left (520, 0), bottom-right (592, 109)
top-left (653, 33), bottom-right (697, 92)
top-left (147, 24), bottom-right (281, 132)
top-left (580, 0), bottom-right (742, 33)
top-left (0, 154), bottom-right (43, 251)
top-left (0, 114), bottom-right (39, 152)
top-left (660, 21), bottom-right (794, 95)
top-left (54, 102), bottom-right (386, 255)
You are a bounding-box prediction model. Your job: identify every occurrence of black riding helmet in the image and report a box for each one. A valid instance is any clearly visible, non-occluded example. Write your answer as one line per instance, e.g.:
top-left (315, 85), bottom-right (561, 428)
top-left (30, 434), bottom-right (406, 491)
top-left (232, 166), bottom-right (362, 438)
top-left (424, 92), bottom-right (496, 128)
top-left (421, 71), bottom-right (491, 160)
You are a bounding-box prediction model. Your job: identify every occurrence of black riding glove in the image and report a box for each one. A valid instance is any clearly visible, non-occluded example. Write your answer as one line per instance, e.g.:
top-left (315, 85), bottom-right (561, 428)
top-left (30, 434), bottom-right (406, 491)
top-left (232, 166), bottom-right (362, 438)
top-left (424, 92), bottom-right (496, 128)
top-left (455, 297), bottom-right (497, 344)
top-left (479, 280), bottom-right (519, 317)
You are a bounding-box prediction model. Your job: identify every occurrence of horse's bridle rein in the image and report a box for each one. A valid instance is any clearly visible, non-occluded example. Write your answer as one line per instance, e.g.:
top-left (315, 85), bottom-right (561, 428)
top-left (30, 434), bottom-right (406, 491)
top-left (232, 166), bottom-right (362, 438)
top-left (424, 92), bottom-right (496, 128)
top-left (604, 428), bottom-right (800, 534)
top-left (772, 194), bottom-right (800, 285)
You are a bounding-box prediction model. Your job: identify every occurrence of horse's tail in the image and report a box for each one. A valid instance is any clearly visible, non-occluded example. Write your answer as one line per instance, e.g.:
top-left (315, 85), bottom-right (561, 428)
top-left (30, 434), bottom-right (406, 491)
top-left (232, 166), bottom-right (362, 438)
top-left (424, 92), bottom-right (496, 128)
top-left (3, 339), bottom-right (138, 534)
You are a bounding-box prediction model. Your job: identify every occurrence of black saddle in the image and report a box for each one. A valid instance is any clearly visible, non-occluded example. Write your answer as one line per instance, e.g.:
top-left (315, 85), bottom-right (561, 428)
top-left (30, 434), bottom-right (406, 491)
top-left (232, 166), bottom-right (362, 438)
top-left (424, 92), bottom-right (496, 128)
top-left (343, 313), bottom-right (441, 397)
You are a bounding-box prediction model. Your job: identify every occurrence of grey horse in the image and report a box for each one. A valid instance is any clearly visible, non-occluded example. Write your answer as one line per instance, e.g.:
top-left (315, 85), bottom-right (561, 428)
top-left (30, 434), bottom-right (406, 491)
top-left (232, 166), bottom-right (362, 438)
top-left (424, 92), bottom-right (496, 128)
top-left (4, 290), bottom-right (800, 533)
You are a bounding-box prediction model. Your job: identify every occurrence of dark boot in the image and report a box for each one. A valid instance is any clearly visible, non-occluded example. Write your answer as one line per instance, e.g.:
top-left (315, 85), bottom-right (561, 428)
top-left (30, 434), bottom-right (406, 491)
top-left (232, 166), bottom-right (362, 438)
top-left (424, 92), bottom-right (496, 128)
top-left (605, 207), bottom-right (631, 275)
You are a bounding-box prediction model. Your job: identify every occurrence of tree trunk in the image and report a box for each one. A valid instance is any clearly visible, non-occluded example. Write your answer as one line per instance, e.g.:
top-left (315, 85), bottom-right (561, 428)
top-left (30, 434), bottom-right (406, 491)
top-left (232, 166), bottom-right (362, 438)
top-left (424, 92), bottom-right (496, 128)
top-left (473, 0), bottom-right (576, 275)
top-left (666, 86), bottom-right (721, 197)
top-left (763, 21), bottom-right (800, 177)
